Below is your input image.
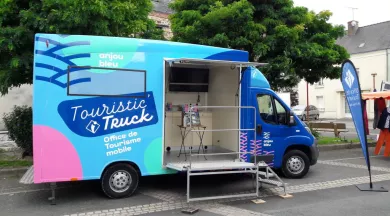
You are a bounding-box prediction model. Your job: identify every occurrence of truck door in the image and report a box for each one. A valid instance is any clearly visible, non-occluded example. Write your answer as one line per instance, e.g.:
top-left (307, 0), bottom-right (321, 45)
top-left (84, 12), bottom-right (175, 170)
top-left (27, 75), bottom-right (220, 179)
top-left (253, 90), bottom-right (295, 168)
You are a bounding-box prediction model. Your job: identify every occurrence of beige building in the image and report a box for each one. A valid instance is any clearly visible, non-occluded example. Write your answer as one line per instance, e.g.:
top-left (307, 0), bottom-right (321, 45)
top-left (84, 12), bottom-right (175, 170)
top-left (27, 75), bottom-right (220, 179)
top-left (0, 1), bottom-right (174, 130)
top-left (298, 20), bottom-right (390, 119)
top-left (0, 85), bottom-right (32, 130)
top-left (149, 0), bottom-right (173, 39)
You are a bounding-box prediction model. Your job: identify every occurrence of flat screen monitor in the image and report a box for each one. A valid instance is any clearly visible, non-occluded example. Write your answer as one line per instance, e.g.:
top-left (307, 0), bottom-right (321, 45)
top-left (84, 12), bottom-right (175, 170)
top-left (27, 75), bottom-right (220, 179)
top-left (169, 67), bottom-right (209, 92)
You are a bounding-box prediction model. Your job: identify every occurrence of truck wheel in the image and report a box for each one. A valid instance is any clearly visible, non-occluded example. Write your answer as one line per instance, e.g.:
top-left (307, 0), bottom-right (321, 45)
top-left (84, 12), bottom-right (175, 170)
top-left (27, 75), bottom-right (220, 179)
top-left (281, 150), bottom-right (310, 179)
top-left (101, 163), bottom-right (139, 199)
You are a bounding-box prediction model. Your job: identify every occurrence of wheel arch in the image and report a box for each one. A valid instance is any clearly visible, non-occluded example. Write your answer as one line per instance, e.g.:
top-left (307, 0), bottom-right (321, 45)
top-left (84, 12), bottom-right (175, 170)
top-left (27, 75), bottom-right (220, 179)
top-left (100, 161), bottom-right (142, 179)
top-left (284, 144), bottom-right (312, 162)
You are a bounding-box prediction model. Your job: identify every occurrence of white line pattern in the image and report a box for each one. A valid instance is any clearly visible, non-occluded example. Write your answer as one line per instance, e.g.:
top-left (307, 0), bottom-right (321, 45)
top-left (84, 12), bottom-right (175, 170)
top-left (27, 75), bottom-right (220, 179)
top-left (64, 173), bottom-right (390, 216)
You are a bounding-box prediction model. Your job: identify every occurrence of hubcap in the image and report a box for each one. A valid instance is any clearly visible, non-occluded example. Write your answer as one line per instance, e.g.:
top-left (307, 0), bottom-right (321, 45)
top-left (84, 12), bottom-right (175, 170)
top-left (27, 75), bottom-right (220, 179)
top-left (287, 156), bottom-right (305, 174)
top-left (109, 170), bottom-right (131, 193)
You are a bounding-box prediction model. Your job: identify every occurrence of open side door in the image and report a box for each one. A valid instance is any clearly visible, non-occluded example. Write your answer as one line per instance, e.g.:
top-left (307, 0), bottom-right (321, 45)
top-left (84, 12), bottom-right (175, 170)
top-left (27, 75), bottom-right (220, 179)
top-left (165, 58), bottom-right (267, 69)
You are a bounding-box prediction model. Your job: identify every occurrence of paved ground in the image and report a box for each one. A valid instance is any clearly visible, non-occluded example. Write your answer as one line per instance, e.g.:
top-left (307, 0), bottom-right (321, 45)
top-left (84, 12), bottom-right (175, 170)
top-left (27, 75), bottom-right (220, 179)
top-left (1, 147), bottom-right (390, 216)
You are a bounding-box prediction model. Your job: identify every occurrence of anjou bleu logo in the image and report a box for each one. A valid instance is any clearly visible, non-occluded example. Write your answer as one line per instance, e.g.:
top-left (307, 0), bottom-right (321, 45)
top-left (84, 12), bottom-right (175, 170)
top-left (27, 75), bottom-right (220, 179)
top-left (58, 92), bottom-right (158, 137)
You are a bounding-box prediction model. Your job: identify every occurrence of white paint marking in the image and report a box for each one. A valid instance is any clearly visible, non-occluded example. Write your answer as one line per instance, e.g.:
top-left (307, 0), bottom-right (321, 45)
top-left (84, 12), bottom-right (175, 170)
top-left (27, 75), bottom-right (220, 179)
top-left (204, 203), bottom-right (272, 216)
top-left (0, 186), bottom-right (75, 196)
top-left (320, 156), bottom-right (382, 162)
top-left (64, 173), bottom-right (390, 216)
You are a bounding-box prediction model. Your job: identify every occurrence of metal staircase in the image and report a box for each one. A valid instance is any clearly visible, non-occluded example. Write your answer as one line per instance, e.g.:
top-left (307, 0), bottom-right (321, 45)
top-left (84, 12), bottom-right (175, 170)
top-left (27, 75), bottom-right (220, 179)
top-left (257, 161), bottom-right (287, 196)
top-left (166, 105), bottom-right (288, 202)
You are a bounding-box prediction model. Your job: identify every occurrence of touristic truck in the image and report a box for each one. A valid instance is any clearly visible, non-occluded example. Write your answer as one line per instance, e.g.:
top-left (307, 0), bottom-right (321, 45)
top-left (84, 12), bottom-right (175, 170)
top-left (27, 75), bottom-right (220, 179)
top-left (20, 34), bottom-right (318, 203)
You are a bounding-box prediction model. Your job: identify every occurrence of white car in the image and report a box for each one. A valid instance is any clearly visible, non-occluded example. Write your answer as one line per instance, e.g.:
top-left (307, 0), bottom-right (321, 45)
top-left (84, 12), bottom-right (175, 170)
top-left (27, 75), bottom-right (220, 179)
top-left (292, 105), bottom-right (320, 121)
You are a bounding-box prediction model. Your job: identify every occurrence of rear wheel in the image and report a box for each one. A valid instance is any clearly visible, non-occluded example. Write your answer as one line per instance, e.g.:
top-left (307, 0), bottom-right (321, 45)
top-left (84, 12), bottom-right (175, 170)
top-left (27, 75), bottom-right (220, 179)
top-left (101, 163), bottom-right (139, 199)
top-left (281, 150), bottom-right (310, 179)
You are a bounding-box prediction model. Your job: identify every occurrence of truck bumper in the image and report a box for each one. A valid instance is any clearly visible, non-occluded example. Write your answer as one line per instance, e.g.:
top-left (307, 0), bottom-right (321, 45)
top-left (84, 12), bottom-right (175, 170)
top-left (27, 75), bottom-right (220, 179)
top-left (310, 140), bottom-right (319, 165)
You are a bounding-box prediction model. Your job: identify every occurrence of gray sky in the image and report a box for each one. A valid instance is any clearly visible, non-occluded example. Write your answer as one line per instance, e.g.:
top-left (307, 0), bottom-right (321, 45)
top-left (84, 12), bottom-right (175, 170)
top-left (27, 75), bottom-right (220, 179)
top-left (293, 0), bottom-right (390, 27)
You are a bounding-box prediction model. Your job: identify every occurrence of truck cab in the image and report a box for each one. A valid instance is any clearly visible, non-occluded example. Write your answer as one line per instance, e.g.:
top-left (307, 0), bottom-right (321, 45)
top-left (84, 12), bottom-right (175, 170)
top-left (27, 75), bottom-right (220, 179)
top-left (241, 67), bottom-right (318, 178)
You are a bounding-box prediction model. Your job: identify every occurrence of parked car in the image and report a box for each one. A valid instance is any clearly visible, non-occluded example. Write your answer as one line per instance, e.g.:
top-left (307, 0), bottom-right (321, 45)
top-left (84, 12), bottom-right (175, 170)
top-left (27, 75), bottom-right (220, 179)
top-left (292, 105), bottom-right (320, 121)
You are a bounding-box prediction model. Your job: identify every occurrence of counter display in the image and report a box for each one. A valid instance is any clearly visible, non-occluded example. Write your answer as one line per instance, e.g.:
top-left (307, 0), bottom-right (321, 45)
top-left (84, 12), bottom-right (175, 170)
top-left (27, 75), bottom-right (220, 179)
top-left (164, 111), bottom-right (212, 149)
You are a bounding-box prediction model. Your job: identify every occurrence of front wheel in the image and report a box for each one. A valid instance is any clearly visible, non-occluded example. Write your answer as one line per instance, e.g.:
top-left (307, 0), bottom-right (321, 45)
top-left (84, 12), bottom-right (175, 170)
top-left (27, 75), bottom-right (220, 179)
top-left (302, 114), bottom-right (306, 121)
top-left (281, 150), bottom-right (310, 179)
top-left (101, 163), bottom-right (139, 199)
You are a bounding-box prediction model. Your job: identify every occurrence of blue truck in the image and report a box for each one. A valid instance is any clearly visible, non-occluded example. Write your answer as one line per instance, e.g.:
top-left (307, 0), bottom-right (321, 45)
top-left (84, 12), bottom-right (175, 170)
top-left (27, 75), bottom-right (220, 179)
top-left (21, 34), bottom-right (318, 203)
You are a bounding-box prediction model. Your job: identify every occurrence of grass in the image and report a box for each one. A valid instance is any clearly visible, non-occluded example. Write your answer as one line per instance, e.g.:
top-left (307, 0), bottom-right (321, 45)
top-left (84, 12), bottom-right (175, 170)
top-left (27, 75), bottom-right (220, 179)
top-left (0, 149), bottom-right (32, 168)
top-left (317, 136), bottom-right (374, 145)
top-left (0, 160), bottom-right (32, 168)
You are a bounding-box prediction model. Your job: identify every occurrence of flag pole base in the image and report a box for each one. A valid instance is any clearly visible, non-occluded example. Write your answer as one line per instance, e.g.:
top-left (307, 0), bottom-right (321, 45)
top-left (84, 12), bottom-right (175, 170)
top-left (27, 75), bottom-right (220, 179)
top-left (355, 184), bottom-right (388, 192)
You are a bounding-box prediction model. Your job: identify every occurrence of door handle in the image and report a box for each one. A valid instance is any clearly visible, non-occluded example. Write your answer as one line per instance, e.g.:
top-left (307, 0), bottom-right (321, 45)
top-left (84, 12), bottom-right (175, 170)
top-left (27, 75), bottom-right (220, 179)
top-left (256, 124), bottom-right (262, 134)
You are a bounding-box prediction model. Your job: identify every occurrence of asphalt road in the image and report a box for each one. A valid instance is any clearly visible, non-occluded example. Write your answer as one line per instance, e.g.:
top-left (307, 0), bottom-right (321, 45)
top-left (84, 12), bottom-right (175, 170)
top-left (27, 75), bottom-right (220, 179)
top-left (1, 147), bottom-right (390, 216)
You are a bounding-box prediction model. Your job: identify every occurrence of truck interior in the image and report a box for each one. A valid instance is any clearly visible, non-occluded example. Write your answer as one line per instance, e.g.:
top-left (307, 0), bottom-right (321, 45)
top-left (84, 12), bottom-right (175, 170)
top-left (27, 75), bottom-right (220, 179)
top-left (163, 58), bottom-right (261, 168)
top-left (162, 58), bottom-right (287, 202)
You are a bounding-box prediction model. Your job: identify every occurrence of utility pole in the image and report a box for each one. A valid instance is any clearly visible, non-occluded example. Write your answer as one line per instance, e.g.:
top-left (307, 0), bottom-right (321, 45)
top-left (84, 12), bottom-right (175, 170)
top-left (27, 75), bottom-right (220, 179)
top-left (306, 69), bottom-right (311, 122)
top-left (306, 82), bottom-right (309, 121)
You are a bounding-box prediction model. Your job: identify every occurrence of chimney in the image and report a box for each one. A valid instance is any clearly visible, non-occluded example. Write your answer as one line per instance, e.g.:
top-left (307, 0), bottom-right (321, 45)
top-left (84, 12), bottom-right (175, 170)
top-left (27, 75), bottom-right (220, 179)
top-left (347, 20), bottom-right (359, 36)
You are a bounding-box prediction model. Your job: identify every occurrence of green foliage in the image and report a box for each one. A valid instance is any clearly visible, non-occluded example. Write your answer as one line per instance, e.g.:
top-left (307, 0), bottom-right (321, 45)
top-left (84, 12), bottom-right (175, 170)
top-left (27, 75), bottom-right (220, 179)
top-left (169, 0), bottom-right (350, 91)
top-left (3, 106), bottom-right (33, 156)
top-left (0, 0), bottom-right (163, 95)
top-left (309, 126), bottom-right (320, 139)
top-left (316, 137), bottom-right (375, 145)
top-left (0, 160), bottom-right (33, 168)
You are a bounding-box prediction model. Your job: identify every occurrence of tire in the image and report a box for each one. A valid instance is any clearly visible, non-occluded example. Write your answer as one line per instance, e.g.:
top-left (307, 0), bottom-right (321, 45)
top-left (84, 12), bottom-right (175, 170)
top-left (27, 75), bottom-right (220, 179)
top-left (101, 163), bottom-right (139, 199)
top-left (302, 114), bottom-right (306, 121)
top-left (281, 150), bottom-right (310, 179)
top-left (315, 114), bottom-right (319, 120)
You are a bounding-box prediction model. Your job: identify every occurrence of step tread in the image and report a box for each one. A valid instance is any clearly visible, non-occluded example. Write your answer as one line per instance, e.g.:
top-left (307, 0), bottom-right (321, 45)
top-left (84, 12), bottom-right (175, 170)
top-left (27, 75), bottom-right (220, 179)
top-left (258, 178), bottom-right (284, 187)
top-left (19, 165), bottom-right (34, 184)
top-left (258, 171), bottom-right (275, 178)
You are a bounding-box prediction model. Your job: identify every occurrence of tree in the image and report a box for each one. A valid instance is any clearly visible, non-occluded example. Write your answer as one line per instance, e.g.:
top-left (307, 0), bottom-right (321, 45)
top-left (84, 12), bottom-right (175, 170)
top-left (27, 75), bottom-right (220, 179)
top-left (169, 0), bottom-right (349, 91)
top-left (0, 0), bottom-right (163, 95)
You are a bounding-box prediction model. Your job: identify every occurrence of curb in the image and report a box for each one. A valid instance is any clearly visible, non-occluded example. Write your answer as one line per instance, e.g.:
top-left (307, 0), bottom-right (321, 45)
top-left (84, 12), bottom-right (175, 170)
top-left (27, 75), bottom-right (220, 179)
top-left (0, 167), bottom-right (29, 175)
top-left (318, 142), bottom-right (376, 151)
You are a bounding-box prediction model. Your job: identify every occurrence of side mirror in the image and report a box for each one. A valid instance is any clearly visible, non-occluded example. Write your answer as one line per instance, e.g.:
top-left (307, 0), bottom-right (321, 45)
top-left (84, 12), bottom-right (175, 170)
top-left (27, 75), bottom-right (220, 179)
top-left (287, 112), bottom-right (295, 126)
top-left (289, 115), bottom-right (295, 125)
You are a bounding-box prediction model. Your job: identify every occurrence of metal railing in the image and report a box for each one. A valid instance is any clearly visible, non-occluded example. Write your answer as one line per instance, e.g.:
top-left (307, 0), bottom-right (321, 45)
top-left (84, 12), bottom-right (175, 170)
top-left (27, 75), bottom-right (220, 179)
top-left (0, 131), bottom-right (10, 142)
top-left (187, 105), bottom-right (257, 168)
top-left (182, 105), bottom-right (261, 202)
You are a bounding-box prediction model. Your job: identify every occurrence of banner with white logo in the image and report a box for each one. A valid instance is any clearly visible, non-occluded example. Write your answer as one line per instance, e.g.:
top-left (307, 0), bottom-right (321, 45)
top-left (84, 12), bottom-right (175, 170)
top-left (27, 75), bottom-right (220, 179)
top-left (341, 60), bottom-right (370, 170)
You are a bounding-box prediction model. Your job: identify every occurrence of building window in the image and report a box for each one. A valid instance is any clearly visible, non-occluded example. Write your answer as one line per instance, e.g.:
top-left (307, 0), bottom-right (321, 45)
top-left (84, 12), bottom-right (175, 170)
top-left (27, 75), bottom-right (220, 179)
top-left (316, 96), bottom-right (325, 112)
top-left (344, 96), bottom-right (351, 114)
top-left (315, 78), bottom-right (324, 87)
